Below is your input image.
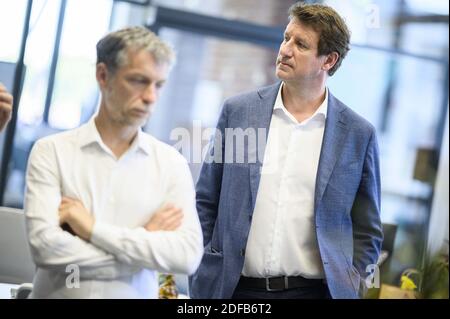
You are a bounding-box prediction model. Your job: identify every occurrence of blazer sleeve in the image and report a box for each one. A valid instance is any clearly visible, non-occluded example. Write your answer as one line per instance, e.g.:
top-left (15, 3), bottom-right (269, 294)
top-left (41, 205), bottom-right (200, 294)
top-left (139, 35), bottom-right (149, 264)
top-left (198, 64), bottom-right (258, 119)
top-left (195, 101), bottom-right (229, 247)
top-left (351, 129), bottom-right (384, 277)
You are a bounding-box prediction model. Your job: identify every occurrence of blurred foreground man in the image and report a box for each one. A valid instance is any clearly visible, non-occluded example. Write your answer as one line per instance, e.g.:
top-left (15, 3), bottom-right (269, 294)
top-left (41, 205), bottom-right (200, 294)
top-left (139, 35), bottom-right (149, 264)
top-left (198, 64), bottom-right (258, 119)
top-left (25, 27), bottom-right (203, 298)
top-left (190, 3), bottom-right (383, 299)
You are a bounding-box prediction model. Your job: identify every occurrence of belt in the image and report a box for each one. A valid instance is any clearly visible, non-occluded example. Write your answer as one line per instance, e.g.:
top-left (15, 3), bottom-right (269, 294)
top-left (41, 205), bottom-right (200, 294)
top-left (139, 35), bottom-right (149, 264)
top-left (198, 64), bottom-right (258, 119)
top-left (238, 276), bottom-right (324, 292)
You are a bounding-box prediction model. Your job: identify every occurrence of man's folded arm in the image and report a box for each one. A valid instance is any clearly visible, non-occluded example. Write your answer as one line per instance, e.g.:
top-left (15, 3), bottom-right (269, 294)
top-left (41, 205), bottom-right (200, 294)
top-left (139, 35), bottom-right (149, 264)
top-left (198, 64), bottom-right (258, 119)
top-left (25, 140), bottom-right (139, 279)
top-left (90, 156), bottom-right (204, 275)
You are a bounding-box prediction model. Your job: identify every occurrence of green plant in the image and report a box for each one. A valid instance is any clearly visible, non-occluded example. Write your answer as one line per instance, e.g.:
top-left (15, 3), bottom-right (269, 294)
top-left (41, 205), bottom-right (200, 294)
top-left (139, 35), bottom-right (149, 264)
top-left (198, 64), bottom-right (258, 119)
top-left (420, 253), bottom-right (449, 299)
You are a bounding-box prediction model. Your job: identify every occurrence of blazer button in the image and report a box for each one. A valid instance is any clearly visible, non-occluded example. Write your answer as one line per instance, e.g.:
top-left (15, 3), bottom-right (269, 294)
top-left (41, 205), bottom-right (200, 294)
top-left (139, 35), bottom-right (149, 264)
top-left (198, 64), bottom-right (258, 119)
top-left (240, 249), bottom-right (245, 257)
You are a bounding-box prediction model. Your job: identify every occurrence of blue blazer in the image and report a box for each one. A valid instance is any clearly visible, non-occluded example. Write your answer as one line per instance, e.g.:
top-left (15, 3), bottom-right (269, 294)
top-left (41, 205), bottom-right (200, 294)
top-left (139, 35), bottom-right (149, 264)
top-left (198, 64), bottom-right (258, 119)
top-left (189, 83), bottom-right (383, 299)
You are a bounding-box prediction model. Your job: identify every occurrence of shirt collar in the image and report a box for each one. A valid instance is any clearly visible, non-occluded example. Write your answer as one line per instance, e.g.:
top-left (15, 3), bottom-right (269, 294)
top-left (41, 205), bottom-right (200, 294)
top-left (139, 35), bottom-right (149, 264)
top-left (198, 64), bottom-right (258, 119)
top-left (78, 117), bottom-right (151, 156)
top-left (274, 82), bottom-right (328, 123)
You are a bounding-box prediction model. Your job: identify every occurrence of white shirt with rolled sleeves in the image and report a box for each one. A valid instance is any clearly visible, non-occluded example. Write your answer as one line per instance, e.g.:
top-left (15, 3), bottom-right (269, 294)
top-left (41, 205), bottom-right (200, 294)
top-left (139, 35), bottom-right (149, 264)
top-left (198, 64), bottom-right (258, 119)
top-left (24, 117), bottom-right (203, 298)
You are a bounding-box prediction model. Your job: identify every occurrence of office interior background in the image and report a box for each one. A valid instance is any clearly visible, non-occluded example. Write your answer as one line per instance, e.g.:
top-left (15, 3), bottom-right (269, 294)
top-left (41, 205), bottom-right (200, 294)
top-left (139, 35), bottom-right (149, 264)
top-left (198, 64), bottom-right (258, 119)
top-left (0, 0), bottom-right (448, 298)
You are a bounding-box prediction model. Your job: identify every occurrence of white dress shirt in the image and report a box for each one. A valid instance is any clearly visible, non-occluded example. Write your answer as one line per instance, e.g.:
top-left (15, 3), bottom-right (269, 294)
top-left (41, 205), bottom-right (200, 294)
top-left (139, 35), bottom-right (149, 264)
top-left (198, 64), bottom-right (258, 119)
top-left (242, 84), bottom-right (328, 279)
top-left (25, 117), bottom-right (203, 298)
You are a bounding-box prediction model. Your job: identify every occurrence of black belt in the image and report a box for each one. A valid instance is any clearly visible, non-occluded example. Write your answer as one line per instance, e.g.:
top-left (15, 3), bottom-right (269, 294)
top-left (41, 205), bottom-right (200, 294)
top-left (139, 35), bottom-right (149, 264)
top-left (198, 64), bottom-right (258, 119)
top-left (238, 276), bottom-right (324, 292)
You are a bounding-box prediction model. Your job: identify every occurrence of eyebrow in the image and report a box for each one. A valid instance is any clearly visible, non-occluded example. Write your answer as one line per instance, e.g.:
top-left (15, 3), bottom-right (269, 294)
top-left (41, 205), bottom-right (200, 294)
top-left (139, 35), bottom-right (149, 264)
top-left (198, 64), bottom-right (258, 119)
top-left (284, 31), bottom-right (309, 44)
top-left (127, 72), bottom-right (166, 85)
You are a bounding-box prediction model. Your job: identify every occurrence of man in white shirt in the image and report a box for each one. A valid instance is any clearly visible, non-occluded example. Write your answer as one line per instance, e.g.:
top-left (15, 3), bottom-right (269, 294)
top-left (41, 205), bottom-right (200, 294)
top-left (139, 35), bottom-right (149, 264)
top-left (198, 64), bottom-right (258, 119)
top-left (25, 26), bottom-right (203, 298)
top-left (0, 82), bottom-right (13, 132)
top-left (190, 3), bottom-right (383, 299)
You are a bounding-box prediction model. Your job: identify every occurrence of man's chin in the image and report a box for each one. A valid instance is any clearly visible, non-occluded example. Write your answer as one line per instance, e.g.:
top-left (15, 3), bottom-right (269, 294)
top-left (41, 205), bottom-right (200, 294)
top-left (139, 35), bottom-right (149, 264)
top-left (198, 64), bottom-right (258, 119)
top-left (125, 116), bottom-right (149, 128)
top-left (275, 69), bottom-right (291, 81)
top-left (136, 117), bottom-right (149, 127)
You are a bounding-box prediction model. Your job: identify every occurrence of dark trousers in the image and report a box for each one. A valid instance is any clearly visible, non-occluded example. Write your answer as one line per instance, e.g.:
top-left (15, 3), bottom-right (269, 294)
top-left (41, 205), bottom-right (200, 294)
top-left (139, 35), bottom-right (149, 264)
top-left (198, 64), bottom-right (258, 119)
top-left (232, 281), bottom-right (332, 299)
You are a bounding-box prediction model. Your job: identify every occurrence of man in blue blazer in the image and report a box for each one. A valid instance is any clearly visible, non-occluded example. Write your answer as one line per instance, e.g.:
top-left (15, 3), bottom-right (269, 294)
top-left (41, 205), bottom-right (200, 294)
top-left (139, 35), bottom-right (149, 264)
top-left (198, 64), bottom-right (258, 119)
top-left (190, 3), bottom-right (383, 299)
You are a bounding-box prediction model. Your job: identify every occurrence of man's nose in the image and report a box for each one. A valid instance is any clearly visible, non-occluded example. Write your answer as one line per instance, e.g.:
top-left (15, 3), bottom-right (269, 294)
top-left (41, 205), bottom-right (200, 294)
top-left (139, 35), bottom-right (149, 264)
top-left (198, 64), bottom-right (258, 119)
top-left (279, 41), bottom-right (293, 59)
top-left (142, 84), bottom-right (157, 105)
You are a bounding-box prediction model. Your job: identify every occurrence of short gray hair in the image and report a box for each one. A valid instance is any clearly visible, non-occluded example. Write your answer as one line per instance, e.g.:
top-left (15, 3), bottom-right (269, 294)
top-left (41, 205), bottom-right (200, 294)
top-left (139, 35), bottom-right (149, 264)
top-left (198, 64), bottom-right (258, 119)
top-left (96, 26), bottom-right (175, 73)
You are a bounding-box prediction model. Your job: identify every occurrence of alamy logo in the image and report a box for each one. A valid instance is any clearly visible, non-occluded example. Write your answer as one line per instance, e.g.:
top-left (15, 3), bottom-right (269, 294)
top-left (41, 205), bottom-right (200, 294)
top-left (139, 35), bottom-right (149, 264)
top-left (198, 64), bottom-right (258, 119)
top-left (365, 264), bottom-right (380, 289)
top-left (65, 264), bottom-right (80, 289)
top-left (169, 121), bottom-right (271, 165)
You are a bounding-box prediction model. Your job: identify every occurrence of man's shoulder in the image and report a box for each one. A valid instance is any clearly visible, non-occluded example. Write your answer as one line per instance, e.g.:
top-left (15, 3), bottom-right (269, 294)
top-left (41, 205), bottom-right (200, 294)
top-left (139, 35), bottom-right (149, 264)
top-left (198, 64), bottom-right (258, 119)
top-left (28, 127), bottom-right (84, 165)
top-left (224, 89), bottom-right (258, 105)
top-left (224, 82), bottom-right (280, 108)
top-left (140, 132), bottom-right (187, 164)
top-left (330, 93), bottom-right (376, 134)
top-left (32, 126), bottom-right (81, 150)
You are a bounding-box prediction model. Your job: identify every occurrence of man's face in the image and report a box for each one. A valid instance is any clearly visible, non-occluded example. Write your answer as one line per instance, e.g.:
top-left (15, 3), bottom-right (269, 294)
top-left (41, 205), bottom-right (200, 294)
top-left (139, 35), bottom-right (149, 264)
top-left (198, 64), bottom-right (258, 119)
top-left (276, 19), bottom-right (328, 83)
top-left (99, 49), bottom-right (169, 127)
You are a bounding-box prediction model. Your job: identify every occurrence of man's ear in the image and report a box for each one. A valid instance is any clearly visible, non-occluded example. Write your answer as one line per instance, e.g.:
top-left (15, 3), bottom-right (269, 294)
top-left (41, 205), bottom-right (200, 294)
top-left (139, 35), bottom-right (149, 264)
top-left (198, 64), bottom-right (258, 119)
top-left (322, 52), bottom-right (339, 73)
top-left (96, 63), bottom-right (109, 89)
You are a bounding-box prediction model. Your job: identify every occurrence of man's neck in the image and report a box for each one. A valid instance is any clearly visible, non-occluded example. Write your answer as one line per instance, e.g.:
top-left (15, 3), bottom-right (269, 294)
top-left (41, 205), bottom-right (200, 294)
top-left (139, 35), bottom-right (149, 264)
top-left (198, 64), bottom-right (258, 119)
top-left (94, 114), bottom-right (138, 159)
top-left (281, 80), bottom-right (327, 122)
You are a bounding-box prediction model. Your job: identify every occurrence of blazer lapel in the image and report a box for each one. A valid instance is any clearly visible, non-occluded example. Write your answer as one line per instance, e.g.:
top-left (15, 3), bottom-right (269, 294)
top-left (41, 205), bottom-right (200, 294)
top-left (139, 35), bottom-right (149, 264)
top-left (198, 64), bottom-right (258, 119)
top-left (314, 92), bottom-right (349, 212)
top-left (249, 82), bottom-right (280, 212)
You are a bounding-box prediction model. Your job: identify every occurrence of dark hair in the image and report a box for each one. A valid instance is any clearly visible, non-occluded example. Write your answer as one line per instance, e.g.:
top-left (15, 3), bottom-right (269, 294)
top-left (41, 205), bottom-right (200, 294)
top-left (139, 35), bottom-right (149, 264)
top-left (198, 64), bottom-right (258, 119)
top-left (288, 3), bottom-right (351, 76)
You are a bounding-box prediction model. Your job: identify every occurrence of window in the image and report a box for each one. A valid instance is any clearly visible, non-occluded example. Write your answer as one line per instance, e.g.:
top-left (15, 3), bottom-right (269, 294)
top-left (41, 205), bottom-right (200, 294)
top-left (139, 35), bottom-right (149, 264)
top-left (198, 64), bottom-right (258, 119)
top-left (49, 0), bottom-right (113, 129)
top-left (146, 28), bottom-right (278, 180)
top-left (3, 0), bottom-right (112, 207)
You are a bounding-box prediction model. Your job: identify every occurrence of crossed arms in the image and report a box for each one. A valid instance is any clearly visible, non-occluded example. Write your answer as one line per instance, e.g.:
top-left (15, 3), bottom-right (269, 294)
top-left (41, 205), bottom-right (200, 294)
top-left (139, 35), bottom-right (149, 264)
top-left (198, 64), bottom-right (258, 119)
top-left (25, 139), bottom-right (203, 280)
